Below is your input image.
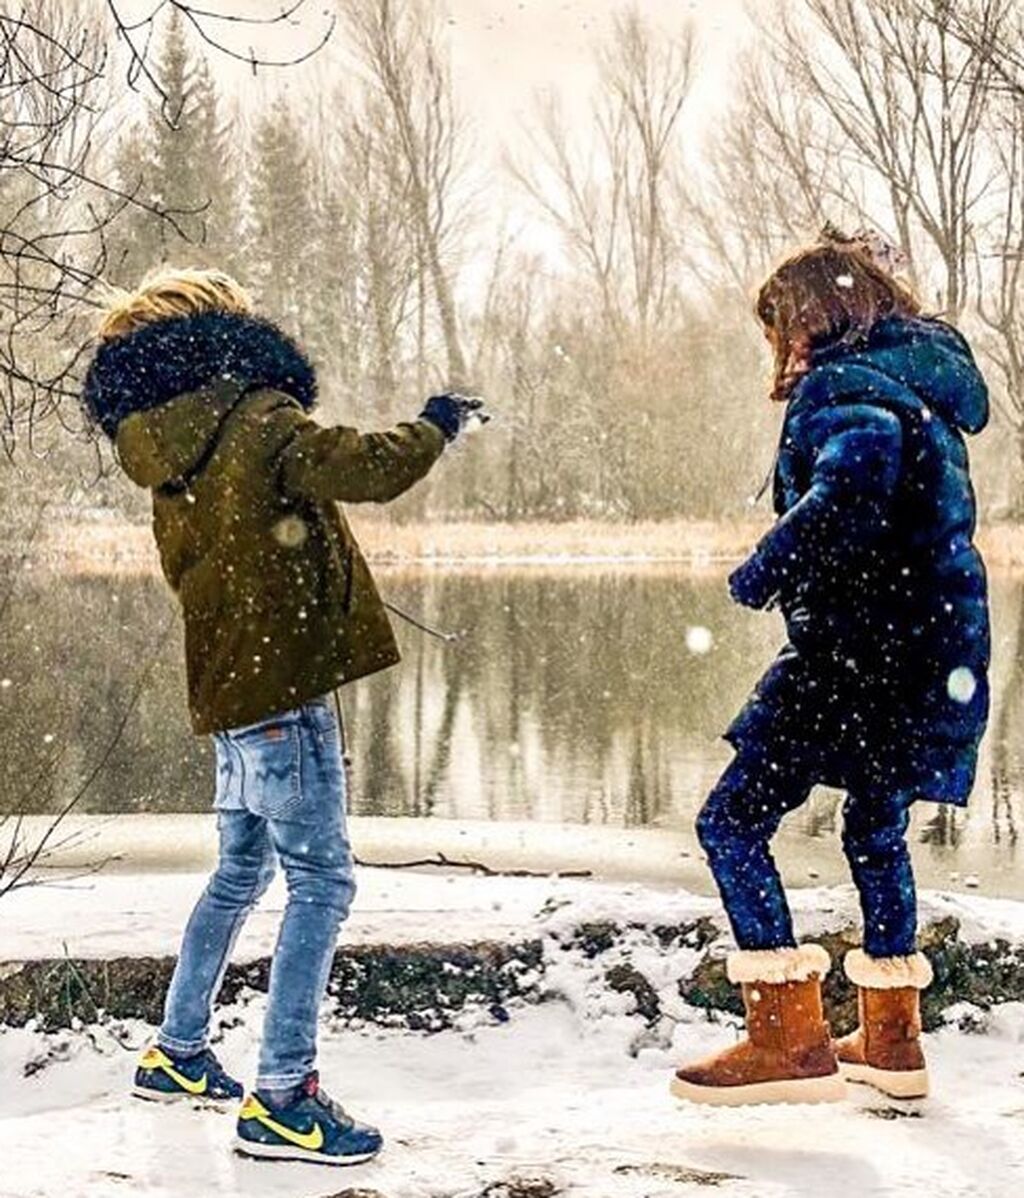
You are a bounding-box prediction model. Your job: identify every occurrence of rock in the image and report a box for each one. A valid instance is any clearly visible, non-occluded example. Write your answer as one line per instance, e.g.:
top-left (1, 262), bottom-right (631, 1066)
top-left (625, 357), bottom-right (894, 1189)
top-left (319, 1190), bottom-right (389, 1198)
top-left (650, 917), bottom-right (720, 951)
top-left (677, 916), bottom-right (1024, 1034)
top-left (0, 940), bottom-right (544, 1033)
top-left (614, 1162), bottom-right (741, 1186)
top-left (478, 1178), bottom-right (559, 1198)
top-left (568, 921), bottom-right (620, 958)
top-left (605, 963), bottom-right (661, 1024)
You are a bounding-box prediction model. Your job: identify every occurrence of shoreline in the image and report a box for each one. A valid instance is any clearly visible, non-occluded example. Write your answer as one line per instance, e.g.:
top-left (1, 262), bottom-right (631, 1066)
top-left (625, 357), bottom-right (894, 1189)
top-left (14, 516), bottom-right (1024, 574)
top-left (7, 812), bottom-right (1024, 900)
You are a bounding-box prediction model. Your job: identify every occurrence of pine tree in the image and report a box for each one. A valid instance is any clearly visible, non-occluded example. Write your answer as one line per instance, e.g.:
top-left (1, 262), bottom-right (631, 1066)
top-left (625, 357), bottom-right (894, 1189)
top-left (246, 93), bottom-right (318, 328)
top-left (109, 9), bottom-right (240, 283)
top-left (191, 59), bottom-right (243, 274)
top-left (307, 180), bottom-right (363, 407)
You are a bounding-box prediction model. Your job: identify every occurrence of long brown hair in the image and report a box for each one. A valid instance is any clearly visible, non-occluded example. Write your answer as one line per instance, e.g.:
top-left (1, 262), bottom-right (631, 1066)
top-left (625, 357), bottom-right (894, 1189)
top-left (756, 239), bottom-right (921, 403)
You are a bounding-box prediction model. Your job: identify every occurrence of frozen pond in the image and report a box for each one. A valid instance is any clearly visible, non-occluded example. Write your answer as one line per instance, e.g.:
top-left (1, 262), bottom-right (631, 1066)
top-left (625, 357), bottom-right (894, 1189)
top-left (2, 564), bottom-right (1023, 891)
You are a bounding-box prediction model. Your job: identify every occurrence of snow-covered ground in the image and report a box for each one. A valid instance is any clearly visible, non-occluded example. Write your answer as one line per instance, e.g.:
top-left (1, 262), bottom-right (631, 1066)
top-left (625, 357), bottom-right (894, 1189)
top-left (3, 870), bottom-right (1024, 1197)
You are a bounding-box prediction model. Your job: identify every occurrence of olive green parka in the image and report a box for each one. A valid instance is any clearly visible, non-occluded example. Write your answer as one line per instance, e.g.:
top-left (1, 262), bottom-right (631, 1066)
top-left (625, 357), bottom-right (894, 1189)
top-left (84, 312), bottom-right (445, 734)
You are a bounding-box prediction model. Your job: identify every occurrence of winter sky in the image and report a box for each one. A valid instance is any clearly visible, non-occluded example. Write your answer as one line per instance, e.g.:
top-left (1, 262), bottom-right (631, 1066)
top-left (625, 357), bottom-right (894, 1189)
top-left (167, 0), bottom-right (752, 165)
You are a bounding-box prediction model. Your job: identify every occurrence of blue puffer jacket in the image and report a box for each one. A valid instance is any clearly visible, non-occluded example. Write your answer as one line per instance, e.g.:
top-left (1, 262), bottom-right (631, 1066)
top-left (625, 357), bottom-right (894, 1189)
top-left (727, 316), bottom-right (990, 805)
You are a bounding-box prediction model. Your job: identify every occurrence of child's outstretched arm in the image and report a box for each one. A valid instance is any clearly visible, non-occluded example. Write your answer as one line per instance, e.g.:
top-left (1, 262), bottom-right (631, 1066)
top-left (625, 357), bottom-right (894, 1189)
top-left (729, 403), bottom-right (903, 609)
top-left (270, 394), bottom-right (484, 505)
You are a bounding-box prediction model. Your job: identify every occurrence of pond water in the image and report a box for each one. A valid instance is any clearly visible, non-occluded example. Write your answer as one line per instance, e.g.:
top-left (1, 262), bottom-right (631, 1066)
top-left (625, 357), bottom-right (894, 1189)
top-left (2, 564), bottom-right (1023, 889)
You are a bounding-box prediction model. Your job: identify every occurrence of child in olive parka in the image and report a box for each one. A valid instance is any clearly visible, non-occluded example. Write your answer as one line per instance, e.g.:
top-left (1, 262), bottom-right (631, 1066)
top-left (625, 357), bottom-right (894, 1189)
top-left (83, 267), bottom-right (487, 1164)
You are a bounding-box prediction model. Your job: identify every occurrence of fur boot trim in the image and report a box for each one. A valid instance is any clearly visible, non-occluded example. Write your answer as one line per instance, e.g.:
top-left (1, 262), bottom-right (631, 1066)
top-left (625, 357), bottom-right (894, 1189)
top-left (726, 944), bottom-right (831, 985)
top-left (844, 949), bottom-right (933, 990)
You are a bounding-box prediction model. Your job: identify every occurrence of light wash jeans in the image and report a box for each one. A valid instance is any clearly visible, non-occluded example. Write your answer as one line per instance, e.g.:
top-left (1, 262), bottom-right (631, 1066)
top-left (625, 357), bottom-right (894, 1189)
top-left (158, 696), bottom-right (356, 1089)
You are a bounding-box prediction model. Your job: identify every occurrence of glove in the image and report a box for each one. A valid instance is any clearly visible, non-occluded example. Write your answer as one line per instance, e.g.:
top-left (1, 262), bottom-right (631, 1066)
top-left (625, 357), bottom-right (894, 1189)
top-left (419, 393), bottom-right (490, 442)
top-left (728, 553), bottom-right (776, 610)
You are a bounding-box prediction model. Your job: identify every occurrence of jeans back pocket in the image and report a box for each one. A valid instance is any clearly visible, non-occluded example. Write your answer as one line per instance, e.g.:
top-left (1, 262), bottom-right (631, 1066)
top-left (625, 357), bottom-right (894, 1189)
top-left (229, 719), bottom-right (303, 820)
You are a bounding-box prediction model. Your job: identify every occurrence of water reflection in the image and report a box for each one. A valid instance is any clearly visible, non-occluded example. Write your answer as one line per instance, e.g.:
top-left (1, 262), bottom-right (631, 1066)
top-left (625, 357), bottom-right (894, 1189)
top-left (1, 565), bottom-right (1022, 866)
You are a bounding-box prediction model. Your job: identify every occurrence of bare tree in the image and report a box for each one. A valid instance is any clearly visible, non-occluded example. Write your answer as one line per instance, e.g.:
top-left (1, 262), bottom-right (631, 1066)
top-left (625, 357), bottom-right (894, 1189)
top-left (935, 0), bottom-right (1024, 102)
top-left (972, 96), bottom-right (1024, 500)
top-left (336, 88), bottom-right (420, 400)
top-left (511, 6), bottom-right (694, 343)
top-left (343, 0), bottom-right (471, 388)
top-left (0, 3), bottom-right (215, 457)
top-left (104, 0), bottom-right (336, 115)
top-left (684, 52), bottom-right (860, 297)
top-left (762, 0), bottom-right (1001, 319)
top-left (0, 1), bottom-right (337, 458)
top-left (597, 8), bottom-right (695, 337)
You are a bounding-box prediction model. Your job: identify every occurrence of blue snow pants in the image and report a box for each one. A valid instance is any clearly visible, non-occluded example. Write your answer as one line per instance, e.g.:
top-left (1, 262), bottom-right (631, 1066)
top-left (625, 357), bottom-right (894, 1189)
top-left (696, 746), bottom-right (918, 959)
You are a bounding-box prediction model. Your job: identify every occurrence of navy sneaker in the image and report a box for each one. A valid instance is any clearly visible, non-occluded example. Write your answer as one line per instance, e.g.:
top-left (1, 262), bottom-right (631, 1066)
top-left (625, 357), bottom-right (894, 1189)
top-left (132, 1044), bottom-right (244, 1104)
top-left (235, 1071), bottom-right (383, 1165)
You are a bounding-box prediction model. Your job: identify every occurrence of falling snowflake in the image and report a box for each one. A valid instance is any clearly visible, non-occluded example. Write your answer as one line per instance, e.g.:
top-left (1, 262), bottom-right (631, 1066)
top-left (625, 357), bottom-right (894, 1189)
top-left (947, 666), bottom-right (977, 704)
top-left (836, 274), bottom-right (855, 288)
top-left (272, 515), bottom-right (308, 547)
top-left (685, 626), bottom-right (713, 655)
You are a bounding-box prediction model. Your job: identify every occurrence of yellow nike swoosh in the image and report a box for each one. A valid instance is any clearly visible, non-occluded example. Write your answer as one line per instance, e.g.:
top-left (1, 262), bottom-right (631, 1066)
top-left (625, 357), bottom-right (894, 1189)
top-left (162, 1063), bottom-right (208, 1095)
top-left (239, 1094), bottom-right (324, 1151)
top-left (257, 1113), bottom-right (324, 1151)
top-left (139, 1046), bottom-right (207, 1095)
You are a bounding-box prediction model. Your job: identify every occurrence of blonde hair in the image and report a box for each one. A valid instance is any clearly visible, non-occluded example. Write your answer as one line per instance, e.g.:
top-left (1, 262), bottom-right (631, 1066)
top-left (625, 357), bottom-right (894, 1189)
top-left (97, 266), bottom-right (253, 341)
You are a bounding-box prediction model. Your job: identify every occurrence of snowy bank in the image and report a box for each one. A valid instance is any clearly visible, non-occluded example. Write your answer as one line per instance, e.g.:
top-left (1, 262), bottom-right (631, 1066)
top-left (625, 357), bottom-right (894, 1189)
top-left (3, 871), bottom-right (1024, 1037)
top-left (2, 871), bottom-right (1024, 1197)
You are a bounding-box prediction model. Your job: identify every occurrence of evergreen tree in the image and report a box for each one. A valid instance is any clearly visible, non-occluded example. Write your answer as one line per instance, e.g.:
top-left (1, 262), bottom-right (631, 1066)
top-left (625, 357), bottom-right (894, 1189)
top-left (191, 59), bottom-right (243, 274)
top-left (246, 93), bottom-right (318, 329)
top-left (109, 9), bottom-right (240, 283)
top-left (306, 180), bottom-right (364, 410)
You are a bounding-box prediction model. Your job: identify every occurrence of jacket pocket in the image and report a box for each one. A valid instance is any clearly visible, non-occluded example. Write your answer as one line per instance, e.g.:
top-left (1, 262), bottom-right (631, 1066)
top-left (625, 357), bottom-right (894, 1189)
top-left (229, 718), bottom-right (303, 820)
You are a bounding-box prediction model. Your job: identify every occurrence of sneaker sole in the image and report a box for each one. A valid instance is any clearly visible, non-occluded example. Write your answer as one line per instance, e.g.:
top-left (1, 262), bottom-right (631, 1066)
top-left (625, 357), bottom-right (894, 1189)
top-left (839, 1061), bottom-right (929, 1099)
top-left (670, 1071), bottom-right (848, 1107)
top-left (131, 1085), bottom-right (233, 1108)
top-left (233, 1136), bottom-right (379, 1166)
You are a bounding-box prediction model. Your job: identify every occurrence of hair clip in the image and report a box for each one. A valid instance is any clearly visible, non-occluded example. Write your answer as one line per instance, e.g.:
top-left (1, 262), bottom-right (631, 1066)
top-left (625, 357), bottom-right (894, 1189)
top-left (819, 221), bottom-right (908, 275)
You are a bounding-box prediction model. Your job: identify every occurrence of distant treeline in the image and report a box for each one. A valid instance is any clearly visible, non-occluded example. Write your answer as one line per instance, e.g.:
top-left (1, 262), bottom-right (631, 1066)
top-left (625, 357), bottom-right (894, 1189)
top-left (4, 1), bottom-right (1024, 522)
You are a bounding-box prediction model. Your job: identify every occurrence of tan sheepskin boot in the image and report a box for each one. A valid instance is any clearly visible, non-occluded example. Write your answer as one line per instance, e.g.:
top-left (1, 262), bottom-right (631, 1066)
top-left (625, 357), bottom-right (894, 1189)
top-left (834, 949), bottom-right (933, 1099)
top-left (671, 945), bottom-right (846, 1106)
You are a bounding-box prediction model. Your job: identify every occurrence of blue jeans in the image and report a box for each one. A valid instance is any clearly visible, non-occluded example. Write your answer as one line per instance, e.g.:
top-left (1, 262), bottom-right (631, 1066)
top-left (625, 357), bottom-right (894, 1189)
top-left (159, 697), bottom-right (356, 1089)
top-left (697, 748), bottom-right (917, 958)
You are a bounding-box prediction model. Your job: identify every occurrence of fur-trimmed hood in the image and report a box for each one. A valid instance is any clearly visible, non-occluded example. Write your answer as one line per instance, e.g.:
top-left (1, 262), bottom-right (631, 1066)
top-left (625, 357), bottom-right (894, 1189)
top-left (82, 310), bottom-right (318, 440)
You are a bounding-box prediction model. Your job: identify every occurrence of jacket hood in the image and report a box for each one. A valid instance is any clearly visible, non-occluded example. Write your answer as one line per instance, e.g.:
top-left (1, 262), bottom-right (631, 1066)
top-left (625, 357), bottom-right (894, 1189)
top-left (807, 316), bottom-right (989, 435)
top-left (115, 382), bottom-right (246, 489)
top-left (82, 309), bottom-right (317, 440)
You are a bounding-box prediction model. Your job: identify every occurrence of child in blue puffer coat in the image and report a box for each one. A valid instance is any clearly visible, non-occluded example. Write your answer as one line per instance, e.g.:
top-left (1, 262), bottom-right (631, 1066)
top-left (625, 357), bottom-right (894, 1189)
top-left (673, 231), bottom-right (990, 1108)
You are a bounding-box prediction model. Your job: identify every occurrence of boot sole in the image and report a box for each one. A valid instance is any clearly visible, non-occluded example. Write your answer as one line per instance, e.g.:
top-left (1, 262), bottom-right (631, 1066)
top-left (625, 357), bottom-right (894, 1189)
top-left (233, 1136), bottom-right (379, 1166)
top-left (670, 1071), bottom-right (847, 1107)
top-left (839, 1061), bottom-right (929, 1099)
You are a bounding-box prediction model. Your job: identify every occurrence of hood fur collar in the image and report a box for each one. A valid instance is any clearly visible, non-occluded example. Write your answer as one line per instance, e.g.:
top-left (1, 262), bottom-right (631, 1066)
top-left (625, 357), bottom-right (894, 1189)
top-left (82, 310), bottom-right (317, 439)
